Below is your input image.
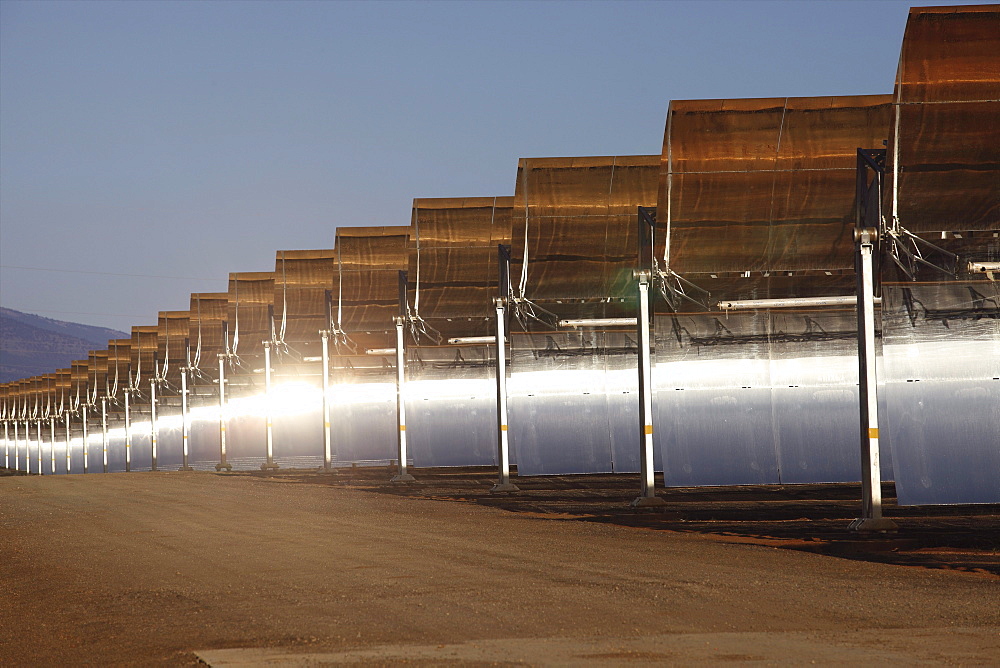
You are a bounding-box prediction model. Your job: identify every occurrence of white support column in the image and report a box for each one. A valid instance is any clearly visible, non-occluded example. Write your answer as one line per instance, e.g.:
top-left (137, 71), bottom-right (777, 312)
top-left (260, 341), bottom-right (279, 471)
top-left (100, 397), bottom-right (109, 473)
top-left (12, 420), bottom-right (18, 471)
top-left (390, 317), bottom-right (415, 483)
top-left (64, 411), bottom-right (71, 474)
top-left (179, 368), bottom-right (193, 471)
top-left (81, 404), bottom-right (89, 474)
top-left (633, 272), bottom-right (665, 507)
top-left (49, 416), bottom-right (56, 474)
top-left (124, 389), bottom-right (132, 473)
top-left (491, 298), bottom-right (518, 493)
top-left (36, 420), bottom-right (44, 475)
top-left (320, 331), bottom-right (334, 472)
top-left (215, 355), bottom-right (232, 471)
top-left (850, 229), bottom-right (897, 532)
top-left (149, 378), bottom-right (158, 471)
top-left (3, 420), bottom-right (8, 470)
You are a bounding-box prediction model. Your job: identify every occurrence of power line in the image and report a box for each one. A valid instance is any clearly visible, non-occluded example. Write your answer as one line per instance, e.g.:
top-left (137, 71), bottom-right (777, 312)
top-left (1, 308), bottom-right (147, 318)
top-left (0, 264), bottom-right (218, 281)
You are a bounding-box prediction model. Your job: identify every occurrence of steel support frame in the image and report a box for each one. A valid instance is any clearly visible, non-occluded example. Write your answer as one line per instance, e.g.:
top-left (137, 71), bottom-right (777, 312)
top-left (64, 410), bottom-right (71, 474)
top-left (633, 207), bottom-right (665, 507)
top-left (390, 316), bottom-right (415, 483)
top-left (36, 419), bottom-right (43, 475)
top-left (100, 396), bottom-right (109, 473)
top-left (849, 148), bottom-right (896, 532)
top-left (491, 244), bottom-right (519, 493)
top-left (149, 378), bottom-right (159, 472)
top-left (848, 229), bottom-right (896, 532)
top-left (179, 367), bottom-right (194, 470)
top-left (49, 415), bottom-right (56, 474)
top-left (260, 341), bottom-right (279, 471)
top-left (124, 389), bottom-right (132, 473)
top-left (215, 354), bottom-right (232, 471)
top-left (491, 297), bottom-right (519, 493)
top-left (319, 330), bottom-right (335, 472)
top-left (81, 404), bottom-right (89, 474)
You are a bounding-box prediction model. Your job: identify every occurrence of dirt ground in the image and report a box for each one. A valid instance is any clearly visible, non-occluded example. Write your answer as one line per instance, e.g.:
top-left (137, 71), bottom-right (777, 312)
top-left (1, 467), bottom-right (998, 666)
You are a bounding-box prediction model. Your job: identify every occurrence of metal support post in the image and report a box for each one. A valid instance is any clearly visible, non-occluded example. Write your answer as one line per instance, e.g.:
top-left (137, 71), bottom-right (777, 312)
top-left (36, 420), bottom-right (44, 475)
top-left (100, 396), bottom-right (109, 473)
top-left (81, 404), bottom-right (89, 474)
top-left (491, 298), bottom-right (519, 493)
top-left (49, 416), bottom-right (57, 474)
top-left (179, 367), bottom-right (194, 470)
top-left (64, 411), bottom-right (71, 474)
top-left (319, 330), bottom-right (334, 472)
top-left (149, 378), bottom-right (158, 471)
top-left (849, 228), bottom-right (897, 532)
top-left (260, 341), bottom-right (279, 471)
top-left (632, 272), bottom-right (664, 507)
top-left (3, 420), bottom-right (8, 470)
top-left (124, 389), bottom-right (132, 472)
top-left (215, 355), bottom-right (232, 471)
top-left (390, 316), bottom-right (415, 483)
top-left (13, 420), bottom-right (18, 471)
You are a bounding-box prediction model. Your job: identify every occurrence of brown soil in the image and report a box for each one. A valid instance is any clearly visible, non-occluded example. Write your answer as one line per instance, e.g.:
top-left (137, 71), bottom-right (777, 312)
top-left (1, 467), bottom-right (998, 666)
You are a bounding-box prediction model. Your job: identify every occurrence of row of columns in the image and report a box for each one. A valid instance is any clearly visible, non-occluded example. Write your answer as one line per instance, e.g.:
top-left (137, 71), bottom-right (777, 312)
top-left (2, 238), bottom-right (886, 529)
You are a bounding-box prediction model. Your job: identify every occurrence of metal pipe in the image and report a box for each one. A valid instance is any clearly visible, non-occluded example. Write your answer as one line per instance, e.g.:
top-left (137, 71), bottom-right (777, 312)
top-left (3, 419), bottom-right (8, 470)
top-left (447, 336), bottom-right (498, 345)
top-left (849, 229), bottom-right (896, 532)
top-left (215, 354), bottom-right (232, 471)
top-left (366, 348), bottom-right (395, 356)
top-left (320, 330), bottom-right (333, 472)
top-left (260, 341), bottom-right (279, 471)
top-left (179, 367), bottom-right (193, 471)
top-left (558, 317), bottom-right (638, 328)
top-left (968, 261), bottom-right (1000, 274)
top-left (149, 378), bottom-right (158, 471)
top-left (717, 295), bottom-right (881, 311)
top-left (124, 389), bottom-right (132, 473)
top-left (390, 317), bottom-right (414, 483)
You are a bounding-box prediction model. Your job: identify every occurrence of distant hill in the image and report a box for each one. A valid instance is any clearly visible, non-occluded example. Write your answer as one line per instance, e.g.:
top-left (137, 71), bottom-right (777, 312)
top-left (0, 308), bottom-right (129, 383)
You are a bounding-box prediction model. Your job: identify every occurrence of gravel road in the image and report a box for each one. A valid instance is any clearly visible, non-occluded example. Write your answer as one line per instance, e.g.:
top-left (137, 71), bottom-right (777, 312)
top-left (1, 471), bottom-right (997, 665)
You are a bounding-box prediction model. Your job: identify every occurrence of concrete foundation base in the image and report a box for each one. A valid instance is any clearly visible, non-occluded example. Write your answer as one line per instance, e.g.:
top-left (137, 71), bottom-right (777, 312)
top-left (631, 495), bottom-right (667, 508)
top-left (848, 517), bottom-right (899, 533)
top-left (490, 482), bottom-right (520, 493)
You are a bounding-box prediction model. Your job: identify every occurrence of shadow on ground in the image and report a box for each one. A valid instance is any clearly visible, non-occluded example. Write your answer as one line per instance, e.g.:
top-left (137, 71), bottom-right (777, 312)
top-left (229, 465), bottom-right (1000, 578)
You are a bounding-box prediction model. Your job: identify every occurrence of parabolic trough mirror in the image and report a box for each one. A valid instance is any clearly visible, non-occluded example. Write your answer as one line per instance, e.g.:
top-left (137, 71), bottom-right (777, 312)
top-left (1, 3), bottom-right (997, 510)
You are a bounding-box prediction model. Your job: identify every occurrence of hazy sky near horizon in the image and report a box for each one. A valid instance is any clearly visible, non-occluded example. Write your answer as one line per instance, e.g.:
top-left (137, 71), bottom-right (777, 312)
top-left (0, 0), bottom-right (969, 331)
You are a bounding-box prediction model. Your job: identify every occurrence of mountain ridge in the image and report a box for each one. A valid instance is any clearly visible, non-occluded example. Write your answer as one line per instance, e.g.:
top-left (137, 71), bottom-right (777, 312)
top-left (0, 308), bottom-right (129, 383)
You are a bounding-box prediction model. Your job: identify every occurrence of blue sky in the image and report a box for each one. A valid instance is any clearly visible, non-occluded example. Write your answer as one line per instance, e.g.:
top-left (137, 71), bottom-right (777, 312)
top-left (0, 0), bottom-right (971, 330)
